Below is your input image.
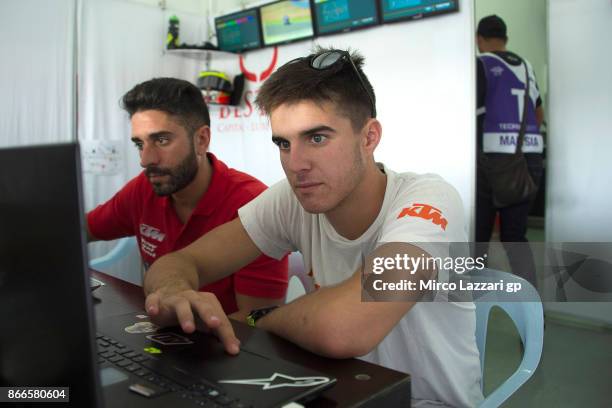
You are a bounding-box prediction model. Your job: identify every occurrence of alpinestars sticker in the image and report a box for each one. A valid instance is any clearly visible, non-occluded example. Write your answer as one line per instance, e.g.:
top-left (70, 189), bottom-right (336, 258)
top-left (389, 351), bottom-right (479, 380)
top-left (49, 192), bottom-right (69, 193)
top-left (218, 373), bottom-right (330, 390)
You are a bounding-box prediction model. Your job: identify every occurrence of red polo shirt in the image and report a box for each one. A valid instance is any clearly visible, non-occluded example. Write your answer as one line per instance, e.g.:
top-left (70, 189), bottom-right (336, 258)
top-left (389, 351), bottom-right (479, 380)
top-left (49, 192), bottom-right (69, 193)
top-left (87, 153), bottom-right (288, 313)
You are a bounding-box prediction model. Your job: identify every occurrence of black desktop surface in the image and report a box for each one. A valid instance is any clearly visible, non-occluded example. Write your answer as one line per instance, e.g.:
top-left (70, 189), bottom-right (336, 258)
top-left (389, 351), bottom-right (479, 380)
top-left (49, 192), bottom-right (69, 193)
top-left (92, 270), bottom-right (412, 407)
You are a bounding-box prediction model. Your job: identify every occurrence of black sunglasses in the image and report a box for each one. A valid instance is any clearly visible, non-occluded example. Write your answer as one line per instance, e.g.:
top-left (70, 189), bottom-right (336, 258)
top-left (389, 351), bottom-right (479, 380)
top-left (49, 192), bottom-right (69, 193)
top-left (286, 50), bottom-right (377, 118)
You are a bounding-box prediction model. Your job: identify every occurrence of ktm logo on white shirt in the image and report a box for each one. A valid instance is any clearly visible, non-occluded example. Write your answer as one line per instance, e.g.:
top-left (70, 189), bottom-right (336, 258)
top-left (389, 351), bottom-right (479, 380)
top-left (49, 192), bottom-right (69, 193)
top-left (397, 203), bottom-right (448, 231)
top-left (139, 224), bottom-right (166, 242)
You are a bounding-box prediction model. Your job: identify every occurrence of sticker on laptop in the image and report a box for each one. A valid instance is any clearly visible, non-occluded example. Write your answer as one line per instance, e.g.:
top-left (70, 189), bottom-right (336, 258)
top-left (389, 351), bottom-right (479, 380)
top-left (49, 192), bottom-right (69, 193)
top-left (146, 332), bottom-right (194, 346)
top-left (143, 347), bottom-right (161, 354)
top-left (125, 321), bottom-right (158, 334)
top-left (218, 373), bottom-right (331, 390)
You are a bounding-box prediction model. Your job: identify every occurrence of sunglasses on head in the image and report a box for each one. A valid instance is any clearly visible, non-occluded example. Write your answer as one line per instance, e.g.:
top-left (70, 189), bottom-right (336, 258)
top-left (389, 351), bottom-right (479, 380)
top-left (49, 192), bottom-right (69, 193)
top-left (286, 50), bottom-right (377, 118)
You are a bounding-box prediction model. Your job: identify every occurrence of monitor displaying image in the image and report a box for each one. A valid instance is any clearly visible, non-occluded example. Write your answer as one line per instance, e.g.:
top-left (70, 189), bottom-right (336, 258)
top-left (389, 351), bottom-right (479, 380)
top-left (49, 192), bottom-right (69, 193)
top-left (380, 0), bottom-right (458, 23)
top-left (313, 0), bottom-right (379, 36)
top-left (260, 0), bottom-right (315, 46)
top-left (215, 8), bottom-right (262, 52)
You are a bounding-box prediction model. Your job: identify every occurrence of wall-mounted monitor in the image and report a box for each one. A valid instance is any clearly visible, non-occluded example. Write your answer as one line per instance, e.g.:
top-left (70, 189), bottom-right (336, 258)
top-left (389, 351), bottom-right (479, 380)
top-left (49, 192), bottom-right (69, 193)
top-left (379, 0), bottom-right (459, 24)
top-left (215, 8), bottom-right (263, 53)
top-left (260, 0), bottom-right (315, 46)
top-left (313, 0), bottom-right (379, 36)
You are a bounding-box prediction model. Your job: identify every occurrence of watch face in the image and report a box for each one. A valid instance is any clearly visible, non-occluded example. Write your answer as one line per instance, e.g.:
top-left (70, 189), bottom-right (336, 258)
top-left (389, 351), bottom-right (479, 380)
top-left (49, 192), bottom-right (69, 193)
top-left (247, 305), bottom-right (279, 326)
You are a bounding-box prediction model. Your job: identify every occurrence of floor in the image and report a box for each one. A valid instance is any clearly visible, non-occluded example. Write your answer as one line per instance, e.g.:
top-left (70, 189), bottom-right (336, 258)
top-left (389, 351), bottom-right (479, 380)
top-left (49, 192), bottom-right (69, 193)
top-left (484, 308), bottom-right (612, 407)
top-left (482, 226), bottom-right (612, 407)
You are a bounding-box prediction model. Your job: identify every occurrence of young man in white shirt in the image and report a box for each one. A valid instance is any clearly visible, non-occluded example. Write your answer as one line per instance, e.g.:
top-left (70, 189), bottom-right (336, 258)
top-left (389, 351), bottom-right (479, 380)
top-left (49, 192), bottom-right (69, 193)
top-left (143, 48), bottom-right (483, 407)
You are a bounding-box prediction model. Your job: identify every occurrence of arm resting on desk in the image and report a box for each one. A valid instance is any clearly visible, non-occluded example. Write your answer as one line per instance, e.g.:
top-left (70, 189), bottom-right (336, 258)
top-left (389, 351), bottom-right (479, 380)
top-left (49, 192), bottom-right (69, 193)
top-left (230, 293), bottom-right (285, 321)
top-left (256, 243), bottom-right (431, 359)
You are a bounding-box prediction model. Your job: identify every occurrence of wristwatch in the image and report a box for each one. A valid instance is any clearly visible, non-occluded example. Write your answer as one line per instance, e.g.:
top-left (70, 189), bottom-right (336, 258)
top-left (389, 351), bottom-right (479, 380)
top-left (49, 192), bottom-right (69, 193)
top-left (246, 305), bottom-right (279, 327)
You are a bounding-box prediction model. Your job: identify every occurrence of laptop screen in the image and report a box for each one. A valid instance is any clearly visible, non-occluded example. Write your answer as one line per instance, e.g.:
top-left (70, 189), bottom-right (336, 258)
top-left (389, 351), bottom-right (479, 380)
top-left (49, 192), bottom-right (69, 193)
top-left (0, 143), bottom-right (102, 406)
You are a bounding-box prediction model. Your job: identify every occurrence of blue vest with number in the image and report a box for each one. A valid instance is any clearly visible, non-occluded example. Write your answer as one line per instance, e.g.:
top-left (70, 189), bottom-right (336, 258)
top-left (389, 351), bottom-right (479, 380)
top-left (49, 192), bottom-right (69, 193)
top-left (479, 52), bottom-right (543, 154)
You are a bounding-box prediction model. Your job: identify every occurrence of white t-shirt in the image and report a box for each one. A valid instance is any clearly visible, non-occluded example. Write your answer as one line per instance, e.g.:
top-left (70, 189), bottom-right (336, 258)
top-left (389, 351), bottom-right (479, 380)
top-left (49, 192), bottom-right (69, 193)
top-left (238, 165), bottom-right (483, 408)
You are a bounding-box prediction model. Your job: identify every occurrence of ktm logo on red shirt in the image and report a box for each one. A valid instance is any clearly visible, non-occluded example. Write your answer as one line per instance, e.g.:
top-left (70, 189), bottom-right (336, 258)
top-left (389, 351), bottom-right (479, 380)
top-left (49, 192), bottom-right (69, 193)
top-left (140, 224), bottom-right (166, 242)
top-left (397, 203), bottom-right (448, 231)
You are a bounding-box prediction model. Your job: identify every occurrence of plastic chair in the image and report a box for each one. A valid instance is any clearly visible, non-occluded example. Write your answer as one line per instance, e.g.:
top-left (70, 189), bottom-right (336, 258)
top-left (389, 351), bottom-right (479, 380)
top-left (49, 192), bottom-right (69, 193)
top-left (89, 236), bottom-right (137, 270)
top-left (285, 252), bottom-right (313, 303)
top-left (472, 268), bottom-right (544, 408)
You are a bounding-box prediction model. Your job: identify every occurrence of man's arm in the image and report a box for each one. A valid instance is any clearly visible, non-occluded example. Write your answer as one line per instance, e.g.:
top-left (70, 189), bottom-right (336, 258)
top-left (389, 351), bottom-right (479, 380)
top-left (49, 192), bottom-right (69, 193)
top-left (85, 217), bottom-right (98, 242)
top-left (228, 253), bottom-right (289, 321)
top-left (86, 175), bottom-right (143, 243)
top-left (144, 218), bottom-right (262, 295)
top-left (144, 218), bottom-right (263, 354)
top-left (536, 105), bottom-right (545, 129)
top-left (476, 58), bottom-right (487, 112)
top-left (229, 294), bottom-right (285, 321)
top-left (255, 243), bottom-right (431, 358)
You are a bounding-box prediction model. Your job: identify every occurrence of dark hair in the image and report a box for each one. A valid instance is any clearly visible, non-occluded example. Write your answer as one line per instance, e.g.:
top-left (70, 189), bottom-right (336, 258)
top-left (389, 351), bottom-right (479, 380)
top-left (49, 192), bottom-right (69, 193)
top-left (255, 47), bottom-right (376, 131)
top-left (121, 77), bottom-right (210, 134)
top-left (477, 15), bottom-right (508, 40)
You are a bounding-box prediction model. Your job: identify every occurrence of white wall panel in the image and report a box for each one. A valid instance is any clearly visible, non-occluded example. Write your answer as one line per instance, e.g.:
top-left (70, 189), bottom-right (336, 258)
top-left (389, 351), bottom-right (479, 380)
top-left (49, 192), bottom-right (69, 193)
top-left (0, 0), bottom-right (76, 147)
top-left (546, 0), bottom-right (612, 323)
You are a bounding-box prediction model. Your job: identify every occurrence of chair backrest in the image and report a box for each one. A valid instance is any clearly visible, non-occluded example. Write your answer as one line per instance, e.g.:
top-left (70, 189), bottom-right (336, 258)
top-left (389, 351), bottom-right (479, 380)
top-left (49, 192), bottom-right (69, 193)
top-left (472, 268), bottom-right (544, 408)
top-left (89, 236), bottom-right (137, 271)
top-left (285, 252), bottom-right (313, 303)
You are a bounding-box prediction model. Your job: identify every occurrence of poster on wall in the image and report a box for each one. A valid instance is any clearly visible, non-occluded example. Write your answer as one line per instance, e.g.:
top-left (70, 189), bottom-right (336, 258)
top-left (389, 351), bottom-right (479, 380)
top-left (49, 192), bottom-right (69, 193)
top-left (81, 140), bottom-right (123, 175)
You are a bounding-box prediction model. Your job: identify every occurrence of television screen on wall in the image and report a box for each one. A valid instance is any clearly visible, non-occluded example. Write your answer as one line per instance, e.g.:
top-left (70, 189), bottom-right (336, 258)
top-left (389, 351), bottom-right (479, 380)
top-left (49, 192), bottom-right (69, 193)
top-left (379, 0), bottom-right (458, 23)
top-left (313, 0), bottom-right (380, 36)
top-left (215, 8), bottom-right (263, 52)
top-left (260, 0), bottom-right (315, 46)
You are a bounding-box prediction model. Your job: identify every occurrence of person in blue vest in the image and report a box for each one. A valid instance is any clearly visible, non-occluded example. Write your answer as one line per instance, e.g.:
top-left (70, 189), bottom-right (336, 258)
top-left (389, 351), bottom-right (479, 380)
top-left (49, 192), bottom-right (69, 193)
top-left (475, 15), bottom-right (545, 287)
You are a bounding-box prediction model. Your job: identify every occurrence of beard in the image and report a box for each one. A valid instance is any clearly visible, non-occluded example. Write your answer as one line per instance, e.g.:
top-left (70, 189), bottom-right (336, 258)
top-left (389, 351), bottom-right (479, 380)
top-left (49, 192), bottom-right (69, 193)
top-left (145, 147), bottom-right (199, 196)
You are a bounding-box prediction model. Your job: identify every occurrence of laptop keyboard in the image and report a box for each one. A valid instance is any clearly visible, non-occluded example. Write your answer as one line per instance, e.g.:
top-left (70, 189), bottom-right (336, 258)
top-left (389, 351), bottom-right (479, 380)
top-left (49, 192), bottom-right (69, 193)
top-left (96, 334), bottom-right (251, 407)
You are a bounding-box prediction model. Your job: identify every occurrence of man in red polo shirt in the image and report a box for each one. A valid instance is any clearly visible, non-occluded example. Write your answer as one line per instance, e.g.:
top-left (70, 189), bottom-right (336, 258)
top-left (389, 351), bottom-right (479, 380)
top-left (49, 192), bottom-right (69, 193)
top-left (87, 77), bottom-right (288, 319)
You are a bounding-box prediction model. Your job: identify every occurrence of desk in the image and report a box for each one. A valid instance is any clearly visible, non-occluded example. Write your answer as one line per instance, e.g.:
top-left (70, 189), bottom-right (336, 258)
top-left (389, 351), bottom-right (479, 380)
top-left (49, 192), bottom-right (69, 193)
top-left (92, 271), bottom-right (411, 407)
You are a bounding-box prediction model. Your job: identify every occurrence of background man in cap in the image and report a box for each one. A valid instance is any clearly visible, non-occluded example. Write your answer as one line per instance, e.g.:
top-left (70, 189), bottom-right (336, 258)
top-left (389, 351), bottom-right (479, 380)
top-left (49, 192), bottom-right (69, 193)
top-left (475, 15), bottom-right (545, 286)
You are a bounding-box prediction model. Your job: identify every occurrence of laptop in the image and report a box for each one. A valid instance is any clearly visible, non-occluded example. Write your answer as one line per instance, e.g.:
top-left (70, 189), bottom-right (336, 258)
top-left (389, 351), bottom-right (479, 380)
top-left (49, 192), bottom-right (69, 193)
top-left (0, 143), bottom-right (335, 407)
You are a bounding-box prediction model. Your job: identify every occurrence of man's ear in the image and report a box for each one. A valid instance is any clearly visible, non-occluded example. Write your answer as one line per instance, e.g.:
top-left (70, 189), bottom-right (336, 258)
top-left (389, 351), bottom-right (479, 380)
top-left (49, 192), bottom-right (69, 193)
top-left (194, 125), bottom-right (211, 157)
top-left (476, 35), bottom-right (485, 53)
top-left (362, 119), bottom-right (382, 154)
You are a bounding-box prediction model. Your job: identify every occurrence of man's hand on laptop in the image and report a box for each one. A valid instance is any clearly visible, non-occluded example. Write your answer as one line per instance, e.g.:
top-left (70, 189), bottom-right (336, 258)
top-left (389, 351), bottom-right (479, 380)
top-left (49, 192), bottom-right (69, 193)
top-left (145, 288), bottom-right (240, 355)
